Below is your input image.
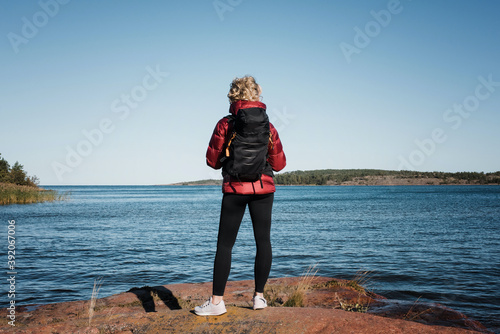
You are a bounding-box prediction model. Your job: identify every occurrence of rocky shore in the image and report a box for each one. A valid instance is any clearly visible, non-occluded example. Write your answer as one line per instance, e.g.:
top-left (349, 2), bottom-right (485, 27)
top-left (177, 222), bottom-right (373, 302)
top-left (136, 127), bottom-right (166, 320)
top-left (1, 276), bottom-right (492, 334)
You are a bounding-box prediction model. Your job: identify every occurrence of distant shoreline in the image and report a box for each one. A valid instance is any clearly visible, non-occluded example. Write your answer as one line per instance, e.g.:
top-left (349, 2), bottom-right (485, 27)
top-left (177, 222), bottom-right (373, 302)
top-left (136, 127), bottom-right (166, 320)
top-left (161, 182), bottom-right (500, 186)
top-left (163, 169), bottom-right (500, 186)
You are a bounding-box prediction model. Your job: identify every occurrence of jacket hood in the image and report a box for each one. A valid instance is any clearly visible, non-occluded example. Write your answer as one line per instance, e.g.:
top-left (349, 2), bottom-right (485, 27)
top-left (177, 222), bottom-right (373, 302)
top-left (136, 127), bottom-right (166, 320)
top-left (229, 100), bottom-right (267, 115)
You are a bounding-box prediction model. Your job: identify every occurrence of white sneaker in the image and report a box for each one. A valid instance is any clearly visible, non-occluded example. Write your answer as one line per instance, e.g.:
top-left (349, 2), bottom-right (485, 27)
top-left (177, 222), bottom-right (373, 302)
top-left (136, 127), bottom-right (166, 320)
top-left (194, 297), bottom-right (227, 316)
top-left (252, 296), bottom-right (267, 310)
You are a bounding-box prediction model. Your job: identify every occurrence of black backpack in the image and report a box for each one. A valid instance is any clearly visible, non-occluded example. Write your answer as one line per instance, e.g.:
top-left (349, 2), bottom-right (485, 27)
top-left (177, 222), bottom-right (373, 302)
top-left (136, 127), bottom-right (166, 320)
top-left (221, 107), bottom-right (271, 183)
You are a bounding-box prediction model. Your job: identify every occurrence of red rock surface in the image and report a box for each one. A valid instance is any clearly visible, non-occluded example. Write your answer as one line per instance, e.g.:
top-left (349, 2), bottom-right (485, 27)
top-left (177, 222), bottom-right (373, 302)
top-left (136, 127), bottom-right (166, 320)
top-left (1, 277), bottom-right (491, 333)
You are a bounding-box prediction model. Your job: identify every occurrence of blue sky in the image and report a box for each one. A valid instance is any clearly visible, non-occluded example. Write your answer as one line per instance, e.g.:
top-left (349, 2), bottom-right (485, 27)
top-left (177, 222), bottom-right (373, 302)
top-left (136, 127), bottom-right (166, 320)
top-left (1, 0), bottom-right (499, 185)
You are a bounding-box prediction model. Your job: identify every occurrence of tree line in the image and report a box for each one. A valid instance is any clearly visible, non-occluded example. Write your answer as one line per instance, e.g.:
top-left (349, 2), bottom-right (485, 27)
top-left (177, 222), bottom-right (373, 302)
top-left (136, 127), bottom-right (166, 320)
top-left (274, 169), bottom-right (500, 185)
top-left (0, 153), bottom-right (39, 187)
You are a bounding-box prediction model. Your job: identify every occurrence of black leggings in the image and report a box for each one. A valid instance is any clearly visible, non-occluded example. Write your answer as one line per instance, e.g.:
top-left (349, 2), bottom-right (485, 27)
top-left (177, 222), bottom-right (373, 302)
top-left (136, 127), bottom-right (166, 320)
top-left (212, 193), bottom-right (274, 296)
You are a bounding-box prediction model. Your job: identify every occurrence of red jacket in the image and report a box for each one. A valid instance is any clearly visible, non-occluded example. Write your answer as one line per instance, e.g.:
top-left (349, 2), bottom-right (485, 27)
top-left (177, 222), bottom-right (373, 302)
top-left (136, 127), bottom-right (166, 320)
top-left (206, 100), bottom-right (286, 194)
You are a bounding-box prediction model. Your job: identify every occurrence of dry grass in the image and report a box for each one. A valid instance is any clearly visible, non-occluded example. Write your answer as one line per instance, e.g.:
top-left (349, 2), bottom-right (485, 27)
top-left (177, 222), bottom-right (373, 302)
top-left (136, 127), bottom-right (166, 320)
top-left (312, 270), bottom-right (374, 313)
top-left (317, 270), bottom-right (373, 294)
top-left (284, 265), bottom-right (318, 307)
top-left (88, 277), bottom-right (103, 326)
top-left (0, 182), bottom-right (67, 205)
top-left (335, 292), bottom-right (370, 313)
top-left (403, 297), bottom-right (433, 321)
top-left (265, 265), bottom-right (318, 307)
top-left (349, 270), bottom-right (373, 292)
top-left (314, 271), bottom-right (372, 294)
top-left (263, 267), bottom-right (374, 312)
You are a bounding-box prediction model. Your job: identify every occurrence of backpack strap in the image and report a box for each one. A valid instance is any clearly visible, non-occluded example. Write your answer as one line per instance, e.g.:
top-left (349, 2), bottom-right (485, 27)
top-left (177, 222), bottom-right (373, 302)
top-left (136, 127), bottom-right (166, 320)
top-left (219, 115), bottom-right (235, 164)
top-left (225, 132), bottom-right (236, 158)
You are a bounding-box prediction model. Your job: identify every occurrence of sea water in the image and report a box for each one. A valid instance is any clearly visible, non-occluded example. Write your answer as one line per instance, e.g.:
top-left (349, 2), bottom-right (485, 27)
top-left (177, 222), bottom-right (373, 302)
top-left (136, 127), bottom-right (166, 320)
top-left (1, 185), bottom-right (499, 332)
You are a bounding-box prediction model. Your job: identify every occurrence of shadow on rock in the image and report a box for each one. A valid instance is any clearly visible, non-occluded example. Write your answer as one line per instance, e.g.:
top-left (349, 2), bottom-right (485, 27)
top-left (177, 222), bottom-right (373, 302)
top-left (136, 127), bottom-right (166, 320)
top-left (128, 285), bottom-right (182, 312)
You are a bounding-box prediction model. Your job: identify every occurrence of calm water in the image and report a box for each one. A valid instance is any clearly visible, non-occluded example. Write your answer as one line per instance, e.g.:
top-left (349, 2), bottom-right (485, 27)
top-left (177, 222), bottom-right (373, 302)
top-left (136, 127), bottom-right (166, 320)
top-left (1, 185), bottom-right (499, 332)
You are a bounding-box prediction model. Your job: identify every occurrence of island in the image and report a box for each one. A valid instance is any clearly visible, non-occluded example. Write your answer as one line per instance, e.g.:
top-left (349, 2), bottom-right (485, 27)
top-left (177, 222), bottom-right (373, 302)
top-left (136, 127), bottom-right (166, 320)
top-left (165, 169), bottom-right (500, 186)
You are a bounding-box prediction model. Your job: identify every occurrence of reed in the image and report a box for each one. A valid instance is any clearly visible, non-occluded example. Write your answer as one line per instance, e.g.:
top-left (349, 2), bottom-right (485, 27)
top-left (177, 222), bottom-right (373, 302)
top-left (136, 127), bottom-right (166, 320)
top-left (88, 277), bottom-right (103, 326)
top-left (0, 182), bottom-right (67, 205)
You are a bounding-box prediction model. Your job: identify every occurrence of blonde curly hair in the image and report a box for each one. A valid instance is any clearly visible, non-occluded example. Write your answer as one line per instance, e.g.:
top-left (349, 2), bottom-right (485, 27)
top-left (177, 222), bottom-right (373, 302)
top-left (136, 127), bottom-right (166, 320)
top-left (227, 76), bottom-right (262, 103)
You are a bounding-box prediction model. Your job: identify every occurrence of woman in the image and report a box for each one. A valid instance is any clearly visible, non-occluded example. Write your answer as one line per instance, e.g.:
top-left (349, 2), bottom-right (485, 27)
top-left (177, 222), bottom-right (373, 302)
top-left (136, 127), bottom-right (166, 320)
top-left (194, 76), bottom-right (286, 316)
